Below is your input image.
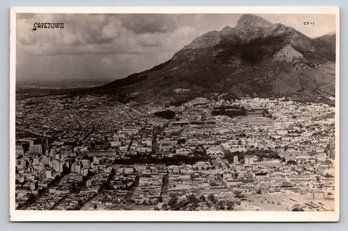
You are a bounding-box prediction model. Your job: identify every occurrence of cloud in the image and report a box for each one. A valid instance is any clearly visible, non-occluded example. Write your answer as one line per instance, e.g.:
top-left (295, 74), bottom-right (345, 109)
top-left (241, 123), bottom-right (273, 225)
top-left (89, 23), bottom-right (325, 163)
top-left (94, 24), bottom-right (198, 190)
top-left (16, 14), bottom-right (236, 58)
top-left (117, 14), bottom-right (178, 34)
top-left (16, 14), bottom-right (203, 58)
top-left (16, 13), bottom-right (336, 83)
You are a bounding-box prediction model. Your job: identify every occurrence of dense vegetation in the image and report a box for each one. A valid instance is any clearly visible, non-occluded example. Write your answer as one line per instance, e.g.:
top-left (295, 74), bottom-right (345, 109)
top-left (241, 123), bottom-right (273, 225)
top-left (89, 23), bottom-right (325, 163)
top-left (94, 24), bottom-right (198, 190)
top-left (115, 153), bottom-right (209, 166)
top-left (212, 106), bottom-right (247, 117)
top-left (224, 149), bottom-right (281, 163)
top-left (154, 110), bottom-right (175, 119)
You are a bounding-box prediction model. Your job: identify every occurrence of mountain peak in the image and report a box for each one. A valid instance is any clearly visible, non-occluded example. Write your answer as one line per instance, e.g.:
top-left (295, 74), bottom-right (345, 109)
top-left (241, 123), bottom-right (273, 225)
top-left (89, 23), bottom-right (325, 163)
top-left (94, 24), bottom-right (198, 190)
top-left (236, 14), bottom-right (273, 29)
top-left (93, 13), bottom-right (335, 105)
top-left (221, 25), bottom-right (232, 31)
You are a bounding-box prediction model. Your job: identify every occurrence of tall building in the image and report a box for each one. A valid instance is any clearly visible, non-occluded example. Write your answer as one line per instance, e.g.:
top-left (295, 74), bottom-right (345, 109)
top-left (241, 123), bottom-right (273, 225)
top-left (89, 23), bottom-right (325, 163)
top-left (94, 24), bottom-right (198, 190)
top-left (52, 159), bottom-right (64, 173)
top-left (81, 159), bottom-right (91, 168)
top-left (328, 139), bottom-right (335, 160)
top-left (233, 155), bottom-right (239, 165)
top-left (71, 162), bottom-right (82, 173)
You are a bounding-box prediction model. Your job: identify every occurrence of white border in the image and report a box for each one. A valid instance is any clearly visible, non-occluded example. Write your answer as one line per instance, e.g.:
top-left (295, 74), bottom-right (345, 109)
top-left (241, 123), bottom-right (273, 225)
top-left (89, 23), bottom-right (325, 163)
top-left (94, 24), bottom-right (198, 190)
top-left (9, 6), bottom-right (340, 222)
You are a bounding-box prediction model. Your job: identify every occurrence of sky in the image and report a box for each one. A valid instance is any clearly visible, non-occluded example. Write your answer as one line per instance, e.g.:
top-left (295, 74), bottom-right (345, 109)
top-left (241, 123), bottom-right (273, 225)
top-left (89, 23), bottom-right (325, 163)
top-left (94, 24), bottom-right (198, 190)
top-left (16, 13), bottom-right (336, 83)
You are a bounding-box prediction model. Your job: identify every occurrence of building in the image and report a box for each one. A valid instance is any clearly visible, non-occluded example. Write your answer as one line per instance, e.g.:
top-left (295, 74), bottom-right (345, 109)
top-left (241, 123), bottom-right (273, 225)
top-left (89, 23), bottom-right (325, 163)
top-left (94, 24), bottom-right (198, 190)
top-left (52, 159), bottom-right (64, 173)
top-left (29, 144), bottom-right (43, 154)
top-left (45, 170), bottom-right (54, 179)
top-left (16, 159), bottom-right (27, 170)
top-left (81, 159), bottom-right (91, 168)
top-left (121, 126), bottom-right (140, 135)
top-left (207, 145), bottom-right (224, 157)
top-left (244, 155), bottom-right (255, 166)
top-left (16, 145), bottom-right (25, 156)
top-left (71, 162), bottom-right (82, 173)
top-left (159, 140), bottom-right (177, 152)
top-left (328, 139), bottom-right (335, 160)
top-left (233, 156), bottom-right (239, 165)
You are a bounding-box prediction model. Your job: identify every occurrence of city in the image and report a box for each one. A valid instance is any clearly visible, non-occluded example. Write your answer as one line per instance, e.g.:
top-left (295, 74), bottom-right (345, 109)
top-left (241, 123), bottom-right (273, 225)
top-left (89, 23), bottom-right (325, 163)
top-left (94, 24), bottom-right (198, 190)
top-left (15, 93), bottom-right (335, 211)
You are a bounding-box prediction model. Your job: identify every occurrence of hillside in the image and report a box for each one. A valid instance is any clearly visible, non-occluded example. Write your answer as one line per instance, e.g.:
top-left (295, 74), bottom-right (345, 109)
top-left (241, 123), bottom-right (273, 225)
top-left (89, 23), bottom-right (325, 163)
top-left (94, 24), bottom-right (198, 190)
top-left (80, 14), bottom-right (336, 105)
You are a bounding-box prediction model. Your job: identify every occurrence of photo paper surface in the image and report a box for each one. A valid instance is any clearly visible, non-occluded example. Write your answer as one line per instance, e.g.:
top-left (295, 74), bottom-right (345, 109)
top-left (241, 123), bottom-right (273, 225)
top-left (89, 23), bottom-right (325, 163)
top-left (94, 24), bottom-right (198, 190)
top-left (9, 6), bottom-right (340, 222)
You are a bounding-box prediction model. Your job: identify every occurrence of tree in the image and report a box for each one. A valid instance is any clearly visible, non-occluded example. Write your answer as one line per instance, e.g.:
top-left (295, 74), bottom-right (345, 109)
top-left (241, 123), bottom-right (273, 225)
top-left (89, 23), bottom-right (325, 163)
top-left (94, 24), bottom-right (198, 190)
top-left (208, 194), bottom-right (216, 203)
top-left (292, 204), bottom-right (304, 211)
top-left (78, 199), bottom-right (83, 207)
top-left (187, 195), bottom-right (197, 204)
top-left (234, 190), bottom-right (245, 199)
top-left (286, 160), bottom-right (297, 165)
top-left (325, 173), bottom-right (333, 178)
top-left (217, 200), bottom-right (225, 210)
top-left (110, 168), bottom-right (115, 176)
top-left (209, 181), bottom-right (219, 186)
top-left (168, 195), bottom-right (178, 207)
top-left (292, 207), bottom-right (304, 212)
top-left (226, 201), bottom-right (234, 210)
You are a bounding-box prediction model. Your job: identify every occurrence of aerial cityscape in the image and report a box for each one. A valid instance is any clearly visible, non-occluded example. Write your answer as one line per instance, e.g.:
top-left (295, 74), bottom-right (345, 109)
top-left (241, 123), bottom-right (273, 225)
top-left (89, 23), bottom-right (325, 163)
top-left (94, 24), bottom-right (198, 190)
top-left (14, 13), bottom-right (336, 212)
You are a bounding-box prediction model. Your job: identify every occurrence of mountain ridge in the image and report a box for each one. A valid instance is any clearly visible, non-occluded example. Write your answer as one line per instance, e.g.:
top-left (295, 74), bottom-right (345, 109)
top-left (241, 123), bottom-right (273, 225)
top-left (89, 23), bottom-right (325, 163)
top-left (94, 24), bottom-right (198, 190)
top-left (80, 14), bottom-right (335, 106)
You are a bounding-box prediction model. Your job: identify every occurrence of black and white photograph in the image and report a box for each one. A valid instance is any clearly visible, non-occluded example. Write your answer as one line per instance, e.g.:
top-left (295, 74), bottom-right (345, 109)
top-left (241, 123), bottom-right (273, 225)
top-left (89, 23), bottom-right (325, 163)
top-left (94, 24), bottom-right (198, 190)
top-left (9, 6), bottom-right (340, 222)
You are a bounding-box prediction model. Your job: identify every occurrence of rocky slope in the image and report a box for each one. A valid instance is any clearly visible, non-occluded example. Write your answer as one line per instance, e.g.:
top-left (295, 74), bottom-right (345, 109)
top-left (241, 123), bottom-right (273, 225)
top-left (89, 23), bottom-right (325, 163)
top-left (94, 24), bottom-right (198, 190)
top-left (85, 14), bottom-right (336, 105)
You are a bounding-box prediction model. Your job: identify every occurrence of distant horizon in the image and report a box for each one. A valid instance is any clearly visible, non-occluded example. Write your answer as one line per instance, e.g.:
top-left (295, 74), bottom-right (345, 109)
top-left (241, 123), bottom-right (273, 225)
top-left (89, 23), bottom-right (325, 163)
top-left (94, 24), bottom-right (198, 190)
top-left (16, 78), bottom-right (110, 90)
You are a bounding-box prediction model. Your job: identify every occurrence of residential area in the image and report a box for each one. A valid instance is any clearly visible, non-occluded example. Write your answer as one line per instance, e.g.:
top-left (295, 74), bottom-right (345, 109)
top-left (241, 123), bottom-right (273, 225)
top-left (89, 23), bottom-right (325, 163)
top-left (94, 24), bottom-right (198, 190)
top-left (15, 94), bottom-right (336, 211)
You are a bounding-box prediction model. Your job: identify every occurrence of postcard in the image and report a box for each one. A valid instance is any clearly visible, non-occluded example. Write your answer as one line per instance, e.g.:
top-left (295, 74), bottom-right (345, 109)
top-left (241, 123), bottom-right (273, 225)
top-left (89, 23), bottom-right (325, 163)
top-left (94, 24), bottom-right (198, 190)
top-left (9, 6), bottom-right (340, 222)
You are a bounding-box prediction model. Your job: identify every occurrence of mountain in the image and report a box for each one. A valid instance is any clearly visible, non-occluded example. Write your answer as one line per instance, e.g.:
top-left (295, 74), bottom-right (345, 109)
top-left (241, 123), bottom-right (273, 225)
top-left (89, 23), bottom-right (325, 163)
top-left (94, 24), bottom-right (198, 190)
top-left (86, 14), bottom-right (336, 105)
